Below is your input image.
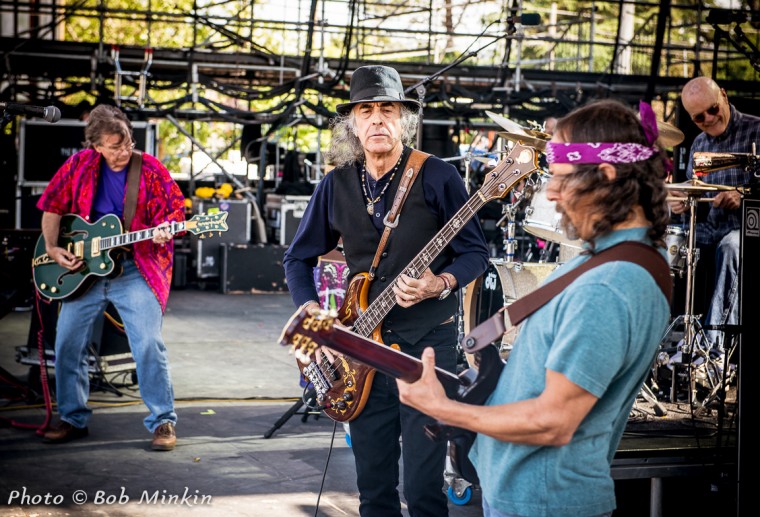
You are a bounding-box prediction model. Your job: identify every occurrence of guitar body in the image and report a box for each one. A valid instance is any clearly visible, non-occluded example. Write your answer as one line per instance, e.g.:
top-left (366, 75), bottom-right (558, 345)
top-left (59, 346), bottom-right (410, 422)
top-left (32, 211), bottom-right (228, 301)
top-left (296, 272), bottom-right (380, 423)
top-left (426, 344), bottom-right (504, 485)
top-left (282, 307), bottom-right (506, 485)
top-left (33, 214), bottom-right (123, 300)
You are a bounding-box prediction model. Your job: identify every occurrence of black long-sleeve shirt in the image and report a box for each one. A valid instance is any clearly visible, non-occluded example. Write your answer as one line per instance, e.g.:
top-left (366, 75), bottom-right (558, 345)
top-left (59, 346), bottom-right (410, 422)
top-left (283, 154), bottom-right (489, 307)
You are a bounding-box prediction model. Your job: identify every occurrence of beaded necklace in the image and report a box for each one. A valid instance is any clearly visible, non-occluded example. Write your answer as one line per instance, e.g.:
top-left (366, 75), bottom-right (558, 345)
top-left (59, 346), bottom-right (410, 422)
top-left (360, 152), bottom-right (404, 215)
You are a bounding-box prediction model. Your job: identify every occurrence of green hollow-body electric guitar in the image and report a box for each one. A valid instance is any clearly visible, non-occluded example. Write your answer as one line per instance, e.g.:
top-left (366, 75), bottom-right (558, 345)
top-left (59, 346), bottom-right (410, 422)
top-left (32, 212), bottom-right (228, 300)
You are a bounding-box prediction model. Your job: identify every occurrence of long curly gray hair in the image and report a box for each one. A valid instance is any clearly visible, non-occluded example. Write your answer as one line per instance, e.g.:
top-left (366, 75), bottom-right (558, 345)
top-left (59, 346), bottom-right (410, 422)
top-left (325, 105), bottom-right (419, 167)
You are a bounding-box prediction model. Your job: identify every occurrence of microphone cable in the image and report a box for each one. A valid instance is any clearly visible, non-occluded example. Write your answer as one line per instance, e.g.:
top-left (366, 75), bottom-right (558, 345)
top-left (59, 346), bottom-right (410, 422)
top-left (313, 418), bottom-right (339, 517)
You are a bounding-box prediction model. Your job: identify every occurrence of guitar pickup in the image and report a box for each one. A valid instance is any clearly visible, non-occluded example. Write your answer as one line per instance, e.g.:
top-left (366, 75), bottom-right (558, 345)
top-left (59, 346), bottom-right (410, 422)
top-left (91, 237), bottom-right (102, 256)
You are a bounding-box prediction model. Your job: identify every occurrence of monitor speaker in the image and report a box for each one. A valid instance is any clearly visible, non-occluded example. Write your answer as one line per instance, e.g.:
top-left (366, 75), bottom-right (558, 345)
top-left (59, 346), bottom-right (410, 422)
top-left (421, 123), bottom-right (458, 160)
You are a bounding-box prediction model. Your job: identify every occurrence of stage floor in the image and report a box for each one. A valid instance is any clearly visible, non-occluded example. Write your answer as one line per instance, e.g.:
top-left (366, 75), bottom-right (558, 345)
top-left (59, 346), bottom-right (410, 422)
top-left (0, 287), bottom-right (739, 516)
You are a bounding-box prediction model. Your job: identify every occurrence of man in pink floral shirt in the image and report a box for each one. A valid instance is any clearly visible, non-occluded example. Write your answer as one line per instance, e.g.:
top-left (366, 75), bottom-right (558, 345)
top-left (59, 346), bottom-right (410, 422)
top-left (37, 104), bottom-right (185, 450)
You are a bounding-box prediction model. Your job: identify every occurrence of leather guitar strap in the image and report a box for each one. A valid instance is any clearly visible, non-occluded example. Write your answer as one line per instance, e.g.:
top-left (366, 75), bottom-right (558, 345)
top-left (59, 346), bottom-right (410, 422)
top-left (368, 149), bottom-right (430, 280)
top-left (462, 241), bottom-right (673, 354)
top-left (123, 150), bottom-right (143, 232)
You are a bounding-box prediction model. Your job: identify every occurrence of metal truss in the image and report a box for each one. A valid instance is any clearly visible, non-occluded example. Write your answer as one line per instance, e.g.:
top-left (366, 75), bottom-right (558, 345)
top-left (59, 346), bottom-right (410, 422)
top-left (1, 0), bottom-right (758, 128)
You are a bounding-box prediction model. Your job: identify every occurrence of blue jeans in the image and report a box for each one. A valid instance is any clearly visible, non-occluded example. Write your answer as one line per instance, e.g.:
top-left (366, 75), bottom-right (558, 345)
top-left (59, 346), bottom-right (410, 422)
top-left (705, 230), bottom-right (740, 347)
top-left (54, 258), bottom-right (176, 432)
top-left (348, 322), bottom-right (457, 517)
top-left (482, 496), bottom-right (612, 517)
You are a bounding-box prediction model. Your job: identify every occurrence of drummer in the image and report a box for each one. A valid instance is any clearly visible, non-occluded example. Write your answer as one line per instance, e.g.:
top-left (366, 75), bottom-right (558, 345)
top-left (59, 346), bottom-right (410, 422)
top-left (668, 77), bottom-right (760, 347)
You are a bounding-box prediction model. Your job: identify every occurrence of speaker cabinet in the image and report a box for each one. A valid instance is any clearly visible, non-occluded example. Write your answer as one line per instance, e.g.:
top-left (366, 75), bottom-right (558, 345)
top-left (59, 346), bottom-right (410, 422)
top-left (18, 119), bottom-right (156, 186)
top-left (19, 300), bottom-right (135, 375)
top-left (220, 243), bottom-right (287, 293)
top-left (738, 195), bottom-right (760, 514)
top-left (264, 194), bottom-right (310, 245)
top-left (190, 198), bottom-right (252, 278)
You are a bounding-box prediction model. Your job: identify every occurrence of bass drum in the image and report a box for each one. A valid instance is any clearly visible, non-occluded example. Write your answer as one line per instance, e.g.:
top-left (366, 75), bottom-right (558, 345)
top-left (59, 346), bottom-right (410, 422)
top-left (463, 259), bottom-right (559, 365)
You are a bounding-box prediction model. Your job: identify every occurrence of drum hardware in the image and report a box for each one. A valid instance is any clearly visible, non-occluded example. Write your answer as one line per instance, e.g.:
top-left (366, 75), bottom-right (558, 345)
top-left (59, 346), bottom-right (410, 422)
top-left (659, 182), bottom-right (724, 403)
top-left (693, 150), bottom-right (759, 175)
top-left (496, 131), bottom-right (547, 152)
top-left (666, 178), bottom-right (738, 192)
top-left (484, 110), bottom-right (549, 152)
top-left (664, 225), bottom-right (692, 277)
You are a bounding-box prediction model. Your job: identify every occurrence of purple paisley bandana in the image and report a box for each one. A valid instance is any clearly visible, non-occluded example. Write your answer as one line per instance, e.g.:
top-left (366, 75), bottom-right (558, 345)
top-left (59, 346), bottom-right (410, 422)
top-left (545, 142), bottom-right (657, 164)
top-left (546, 100), bottom-right (660, 165)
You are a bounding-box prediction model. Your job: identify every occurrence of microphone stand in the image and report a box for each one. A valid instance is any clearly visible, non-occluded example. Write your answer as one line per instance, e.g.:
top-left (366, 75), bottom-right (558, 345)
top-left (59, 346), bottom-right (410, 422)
top-left (406, 52), bottom-right (478, 149)
top-left (404, 21), bottom-right (521, 149)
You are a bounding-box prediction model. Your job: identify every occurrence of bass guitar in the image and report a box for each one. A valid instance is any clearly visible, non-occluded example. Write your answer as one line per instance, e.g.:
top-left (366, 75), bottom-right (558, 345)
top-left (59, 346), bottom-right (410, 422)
top-left (32, 212), bottom-right (228, 300)
top-left (281, 307), bottom-right (502, 484)
top-left (294, 143), bottom-right (538, 422)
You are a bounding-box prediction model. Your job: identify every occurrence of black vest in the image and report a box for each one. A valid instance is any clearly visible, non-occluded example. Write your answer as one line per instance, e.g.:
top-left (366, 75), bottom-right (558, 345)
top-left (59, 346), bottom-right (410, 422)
top-left (331, 152), bottom-right (458, 345)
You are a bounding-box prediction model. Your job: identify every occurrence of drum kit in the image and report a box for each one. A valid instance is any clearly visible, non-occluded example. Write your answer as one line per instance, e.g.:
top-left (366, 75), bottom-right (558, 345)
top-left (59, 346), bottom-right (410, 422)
top-left (459, 112), bottom-right (584, 362)
top-left (459, 112), bottom-right (741, 410)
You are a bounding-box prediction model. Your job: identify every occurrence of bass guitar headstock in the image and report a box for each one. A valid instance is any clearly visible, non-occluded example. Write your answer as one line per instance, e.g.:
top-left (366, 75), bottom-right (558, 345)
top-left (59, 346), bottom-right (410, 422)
top-left (278, 308), bottom-right (338, 364)
top-left (478, 143), bottom-right (539, 202)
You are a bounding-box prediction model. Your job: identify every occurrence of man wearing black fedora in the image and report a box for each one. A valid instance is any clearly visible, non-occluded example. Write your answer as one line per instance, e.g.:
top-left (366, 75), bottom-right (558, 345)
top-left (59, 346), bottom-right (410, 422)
top-left (284, 64), bottom-right (489, 516)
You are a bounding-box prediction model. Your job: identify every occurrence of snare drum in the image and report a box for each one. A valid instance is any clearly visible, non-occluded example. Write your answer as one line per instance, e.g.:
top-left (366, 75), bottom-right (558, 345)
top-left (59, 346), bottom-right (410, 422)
top-left (665, 225), bottom-right (687, 271)
top-left (463, 260), bottom-right (559, 364)
top-left (523, 178), bottom-right (583, 249)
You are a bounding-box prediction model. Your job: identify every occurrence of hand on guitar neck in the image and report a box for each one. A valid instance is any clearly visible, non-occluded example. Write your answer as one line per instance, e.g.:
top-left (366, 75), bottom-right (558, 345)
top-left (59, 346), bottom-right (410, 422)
top-left (392, 268), bottom-right (452, 307)
top-left (397, 347), bottom-right (453, 423)
top-left (151, 221), bottom-right (173, 246)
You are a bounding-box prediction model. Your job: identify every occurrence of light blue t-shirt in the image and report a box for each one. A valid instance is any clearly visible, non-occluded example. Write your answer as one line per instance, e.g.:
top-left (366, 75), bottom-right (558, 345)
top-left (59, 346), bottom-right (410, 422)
top-left (469, 228), bottom-right (670, 517)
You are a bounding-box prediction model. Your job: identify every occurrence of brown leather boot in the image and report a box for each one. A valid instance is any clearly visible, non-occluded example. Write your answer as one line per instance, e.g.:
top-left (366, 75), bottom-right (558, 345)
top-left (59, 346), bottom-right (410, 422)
top-left (42, 421), bottom-right (89, 444)
top-left (151, 422), bottom-right (176, 451)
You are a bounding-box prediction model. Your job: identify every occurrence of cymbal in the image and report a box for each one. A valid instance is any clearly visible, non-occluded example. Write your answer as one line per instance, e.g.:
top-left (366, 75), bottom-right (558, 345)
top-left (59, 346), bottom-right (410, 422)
top-left (497, 131), bottom-right (547, 151)
top-left (524, 128), bottom-right (552, 140)
top-left (485, 110), bottom-right (530, 136)
top-left (656, 120), bottom-right (685, 148)
top-left (665, 178), bottom-right (737, 193)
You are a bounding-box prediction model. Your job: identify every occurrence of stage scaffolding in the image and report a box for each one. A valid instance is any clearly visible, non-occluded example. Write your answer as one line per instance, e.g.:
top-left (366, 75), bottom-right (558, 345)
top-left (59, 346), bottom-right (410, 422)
top-left (1, 1), bottom-right (758, 193)
top-left (1, 1), bottom-right (758, 120)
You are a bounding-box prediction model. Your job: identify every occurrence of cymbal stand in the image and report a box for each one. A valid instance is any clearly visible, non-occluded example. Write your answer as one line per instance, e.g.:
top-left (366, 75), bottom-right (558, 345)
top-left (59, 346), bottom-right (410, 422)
top-left (667, 192), bottom-right (706, 402)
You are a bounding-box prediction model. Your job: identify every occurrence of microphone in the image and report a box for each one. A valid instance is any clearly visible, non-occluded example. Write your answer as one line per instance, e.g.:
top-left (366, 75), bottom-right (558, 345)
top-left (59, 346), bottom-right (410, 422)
top-left (0, 102), bottom-right (61, 123)
top-left (501, 13), bottom-right (542, 26)
top-left (706, 8), bottom-right (760, 25)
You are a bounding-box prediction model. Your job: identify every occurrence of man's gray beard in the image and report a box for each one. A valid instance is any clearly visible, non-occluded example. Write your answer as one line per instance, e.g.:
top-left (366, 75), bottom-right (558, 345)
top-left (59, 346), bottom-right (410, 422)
top-left (557, 211), bottom-right (580, 241)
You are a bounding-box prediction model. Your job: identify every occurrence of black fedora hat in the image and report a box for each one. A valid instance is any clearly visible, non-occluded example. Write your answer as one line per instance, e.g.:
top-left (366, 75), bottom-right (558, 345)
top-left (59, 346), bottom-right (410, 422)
top-left (335, 65), bottom-right (420, 115)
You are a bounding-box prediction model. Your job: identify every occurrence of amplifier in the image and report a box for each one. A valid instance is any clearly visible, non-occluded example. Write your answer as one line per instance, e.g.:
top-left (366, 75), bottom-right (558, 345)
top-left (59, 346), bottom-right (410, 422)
top-left (220, 243), bottom-right (288, 293)
top-left (739, 194), bottom-right (759, 514)
top-left (264, 194), bottom-right (310, 245)
top-left (190, 198), bottom-right (252, 278)
top-left (18, 301), bottom-right (135, 375)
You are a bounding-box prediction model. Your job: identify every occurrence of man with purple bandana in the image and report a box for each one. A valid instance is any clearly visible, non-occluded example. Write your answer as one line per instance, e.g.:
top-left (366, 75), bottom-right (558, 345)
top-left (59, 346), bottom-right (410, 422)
top-left (398, 100), bottom-right (672, 517)
top-left (37, 104), bottom-right (184, 451)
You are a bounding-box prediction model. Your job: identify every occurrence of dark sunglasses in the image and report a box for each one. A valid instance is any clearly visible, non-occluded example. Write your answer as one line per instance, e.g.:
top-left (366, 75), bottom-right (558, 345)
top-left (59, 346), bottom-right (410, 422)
top-left (691, 104), bottom-right (720, 124)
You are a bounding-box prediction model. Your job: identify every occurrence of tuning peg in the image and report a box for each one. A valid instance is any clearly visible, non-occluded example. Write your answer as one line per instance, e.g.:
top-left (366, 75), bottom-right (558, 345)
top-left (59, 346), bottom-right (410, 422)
top-left (199, 234), bottom-right (205, 239)
top-left (218, 232), bottom-right (222, 237)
